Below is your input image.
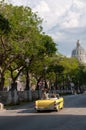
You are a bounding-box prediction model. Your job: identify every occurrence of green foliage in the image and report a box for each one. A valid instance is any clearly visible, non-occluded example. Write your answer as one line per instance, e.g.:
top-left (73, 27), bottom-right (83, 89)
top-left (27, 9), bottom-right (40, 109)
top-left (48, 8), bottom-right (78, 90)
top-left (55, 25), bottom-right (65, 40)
top-left (59, 57), bottom-right (79, 74)
top-left (0, 0), bottom-right (86, 90)
top-left (39, 34), bottom-right (57, 56)
top-left (74, 64), bottom-right (86, 85)
top-left (0, 14), bottom-right (10, 35)
top-left (0, 1), bottom-right (43, 89)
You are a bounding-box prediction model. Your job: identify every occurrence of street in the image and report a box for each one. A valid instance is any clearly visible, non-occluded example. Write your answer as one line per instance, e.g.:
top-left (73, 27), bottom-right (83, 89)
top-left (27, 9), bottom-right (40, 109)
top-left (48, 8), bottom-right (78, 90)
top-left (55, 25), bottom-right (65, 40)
top-left (0, 93), bottom-right (86, 130)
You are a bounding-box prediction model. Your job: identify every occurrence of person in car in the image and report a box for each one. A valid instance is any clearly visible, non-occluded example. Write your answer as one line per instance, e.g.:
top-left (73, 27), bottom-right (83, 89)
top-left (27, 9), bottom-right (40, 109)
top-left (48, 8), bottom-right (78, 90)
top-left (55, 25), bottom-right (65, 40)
top-left (42, 90), bottom-right (49, 99)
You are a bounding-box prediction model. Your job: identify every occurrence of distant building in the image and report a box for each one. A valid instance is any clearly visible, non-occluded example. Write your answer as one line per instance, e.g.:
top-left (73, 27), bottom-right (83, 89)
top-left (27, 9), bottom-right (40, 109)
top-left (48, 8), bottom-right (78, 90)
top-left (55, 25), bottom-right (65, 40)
top-left (71, 40), bottom-right (86, 64)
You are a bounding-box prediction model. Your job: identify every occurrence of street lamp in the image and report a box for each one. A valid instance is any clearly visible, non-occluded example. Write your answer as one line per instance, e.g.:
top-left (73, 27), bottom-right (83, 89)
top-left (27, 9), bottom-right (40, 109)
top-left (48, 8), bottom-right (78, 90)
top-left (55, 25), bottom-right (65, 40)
top-left (25, 58), bottom-right (30, 90)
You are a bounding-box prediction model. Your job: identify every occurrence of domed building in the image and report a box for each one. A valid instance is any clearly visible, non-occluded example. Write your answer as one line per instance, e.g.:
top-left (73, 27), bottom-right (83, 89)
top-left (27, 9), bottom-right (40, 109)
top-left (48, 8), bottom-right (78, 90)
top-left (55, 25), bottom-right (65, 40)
top-left (71, 40), bottom-right (86, 64)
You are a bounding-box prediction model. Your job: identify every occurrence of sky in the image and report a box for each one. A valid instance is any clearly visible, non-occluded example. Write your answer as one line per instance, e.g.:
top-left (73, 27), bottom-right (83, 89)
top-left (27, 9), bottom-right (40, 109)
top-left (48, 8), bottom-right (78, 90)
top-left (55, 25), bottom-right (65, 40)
top-left (6, 0), bottom-right (86, 57)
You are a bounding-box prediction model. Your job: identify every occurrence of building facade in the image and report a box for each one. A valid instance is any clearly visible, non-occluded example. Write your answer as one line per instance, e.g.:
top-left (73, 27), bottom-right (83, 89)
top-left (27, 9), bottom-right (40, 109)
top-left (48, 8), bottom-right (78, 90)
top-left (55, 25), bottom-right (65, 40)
top-left (71, 40), bottom-right (86, 64)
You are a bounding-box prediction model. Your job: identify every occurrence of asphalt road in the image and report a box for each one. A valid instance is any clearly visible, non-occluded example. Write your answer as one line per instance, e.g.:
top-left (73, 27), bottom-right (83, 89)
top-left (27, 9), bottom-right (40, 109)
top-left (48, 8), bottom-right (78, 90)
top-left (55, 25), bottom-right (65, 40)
top-left (0, 93), bottom-right (86, 130)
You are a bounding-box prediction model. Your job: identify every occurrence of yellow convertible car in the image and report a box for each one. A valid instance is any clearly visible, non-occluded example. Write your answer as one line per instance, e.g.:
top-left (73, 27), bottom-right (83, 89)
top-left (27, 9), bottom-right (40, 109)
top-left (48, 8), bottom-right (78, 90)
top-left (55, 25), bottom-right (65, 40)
top-left (35, 95), bottom-right (64, 112)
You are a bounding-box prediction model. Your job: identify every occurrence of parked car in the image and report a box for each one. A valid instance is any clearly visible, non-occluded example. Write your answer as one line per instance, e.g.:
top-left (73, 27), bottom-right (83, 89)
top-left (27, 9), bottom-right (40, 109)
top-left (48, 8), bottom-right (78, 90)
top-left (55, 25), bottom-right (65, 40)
top-left (35, 94), bottom-right (64, 112)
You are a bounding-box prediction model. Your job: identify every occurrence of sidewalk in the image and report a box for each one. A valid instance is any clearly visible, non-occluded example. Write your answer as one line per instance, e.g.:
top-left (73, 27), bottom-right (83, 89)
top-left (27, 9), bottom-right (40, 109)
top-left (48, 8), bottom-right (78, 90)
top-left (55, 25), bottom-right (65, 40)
top-left (4, 101), bottom-right (34, 110)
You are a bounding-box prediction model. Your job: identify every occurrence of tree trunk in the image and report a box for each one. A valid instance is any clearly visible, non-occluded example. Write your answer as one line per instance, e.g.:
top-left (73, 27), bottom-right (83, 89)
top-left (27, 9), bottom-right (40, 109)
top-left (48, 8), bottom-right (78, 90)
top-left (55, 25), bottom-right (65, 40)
top-left (10, 81), bottom-right (17, 91)
top-left (0, 76), bottom-right (5, 91)
top-left (54, 73), bottom-right (58, 90)
top-left (25, 70), bottom-right (30, 90)
top-left (36, 77), bottom-right (43, 90)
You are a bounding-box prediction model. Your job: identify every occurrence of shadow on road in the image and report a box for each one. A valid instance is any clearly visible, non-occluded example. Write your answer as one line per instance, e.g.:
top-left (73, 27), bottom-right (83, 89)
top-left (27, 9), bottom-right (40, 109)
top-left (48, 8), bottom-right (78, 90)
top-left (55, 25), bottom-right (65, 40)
top-left (0, 114), bottom-right (86, 130)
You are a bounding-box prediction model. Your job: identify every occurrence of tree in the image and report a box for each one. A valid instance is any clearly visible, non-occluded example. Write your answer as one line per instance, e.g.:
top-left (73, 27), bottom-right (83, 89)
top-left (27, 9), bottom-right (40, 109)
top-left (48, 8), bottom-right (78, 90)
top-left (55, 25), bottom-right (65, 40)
top-left (7, 5), bottom-right (43, 90)
top-left (39, 34), bottom-right (57, 56)
top-left (30, 34), bottom-right (57, 90)
top-left (46, 55), bottom-right (64, 89)
top-left (0, 12), bottom-right (11, 90)
top-left (0, 1), bottom-right (42, 90)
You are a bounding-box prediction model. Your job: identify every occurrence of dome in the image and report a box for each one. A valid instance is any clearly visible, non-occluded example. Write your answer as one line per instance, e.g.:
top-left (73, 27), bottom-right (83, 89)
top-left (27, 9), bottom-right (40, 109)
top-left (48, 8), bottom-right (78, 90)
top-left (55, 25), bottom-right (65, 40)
top-left (71, 40), bottom-right (86, 63)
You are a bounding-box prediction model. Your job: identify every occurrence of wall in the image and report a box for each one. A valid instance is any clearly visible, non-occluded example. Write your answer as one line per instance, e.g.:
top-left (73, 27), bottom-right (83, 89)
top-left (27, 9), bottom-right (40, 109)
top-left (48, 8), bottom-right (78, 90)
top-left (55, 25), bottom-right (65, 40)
top-left (0, 89), bottom-right (74, 105)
